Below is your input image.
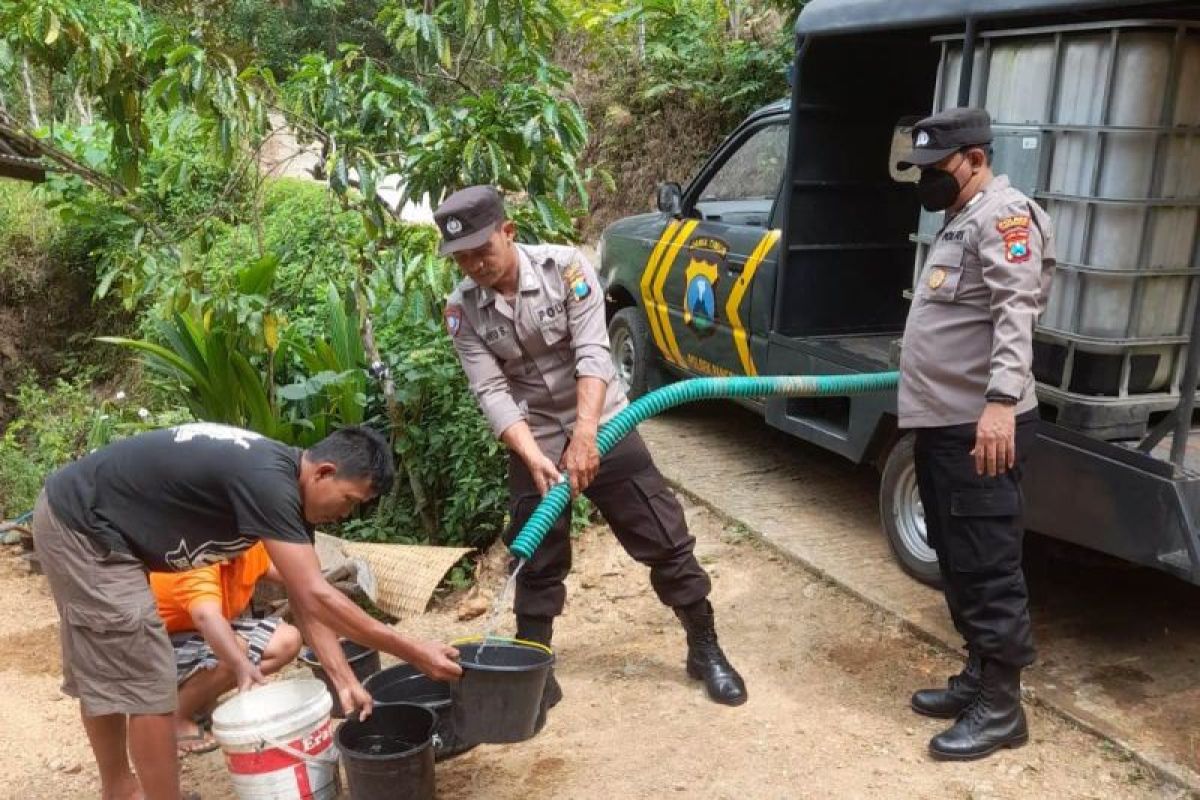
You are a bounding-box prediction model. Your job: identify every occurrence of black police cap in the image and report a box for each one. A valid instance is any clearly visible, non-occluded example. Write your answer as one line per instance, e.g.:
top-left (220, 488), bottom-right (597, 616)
top-left (896, 107), bottom-right (993, 170)
top-left (434, 185), bottom-right (506, 256)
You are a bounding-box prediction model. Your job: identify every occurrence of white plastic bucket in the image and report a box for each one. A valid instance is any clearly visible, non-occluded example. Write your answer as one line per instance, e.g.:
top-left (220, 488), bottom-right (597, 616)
top-left (211, 679), bottom-right (340, 800)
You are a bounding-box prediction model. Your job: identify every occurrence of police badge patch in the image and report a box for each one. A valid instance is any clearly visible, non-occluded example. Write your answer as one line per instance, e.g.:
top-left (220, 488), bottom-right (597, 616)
top-left (997, 214), bottom-right (1032, 264)
top-left (444, 304), bottom-right (462, 337)
top-left (564, 262), bottom-right (591, 302)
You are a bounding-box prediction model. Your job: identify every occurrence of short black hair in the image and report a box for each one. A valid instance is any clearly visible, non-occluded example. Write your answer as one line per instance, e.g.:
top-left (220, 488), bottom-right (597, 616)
top-left (307, 425), bottom-right (394, 495)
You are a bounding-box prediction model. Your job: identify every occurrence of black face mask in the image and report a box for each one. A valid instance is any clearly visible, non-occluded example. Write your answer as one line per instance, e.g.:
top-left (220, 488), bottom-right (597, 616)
top-left (917, 167), bottom-right (963, 212)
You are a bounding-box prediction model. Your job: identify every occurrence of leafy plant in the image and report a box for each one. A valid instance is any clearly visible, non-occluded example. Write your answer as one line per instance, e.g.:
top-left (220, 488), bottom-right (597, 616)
top-left (100, 255), bottom-right (369, 447)
top-left (0, 376), bottom-right (185, 517)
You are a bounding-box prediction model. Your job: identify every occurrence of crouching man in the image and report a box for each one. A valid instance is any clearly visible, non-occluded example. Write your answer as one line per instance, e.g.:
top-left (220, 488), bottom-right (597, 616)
top-left (150, 542), bottom-right (301, 756)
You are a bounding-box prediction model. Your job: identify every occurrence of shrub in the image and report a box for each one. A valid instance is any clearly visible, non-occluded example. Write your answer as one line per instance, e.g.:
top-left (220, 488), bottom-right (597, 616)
top-left (0, 376), bottom-right (186, 517)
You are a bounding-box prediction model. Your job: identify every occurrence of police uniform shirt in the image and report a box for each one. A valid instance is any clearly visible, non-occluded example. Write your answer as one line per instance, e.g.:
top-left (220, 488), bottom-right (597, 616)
top-left (445, 242), bottom-right (627, 450)
top-left (898, 175), bottom-right (1056, 428)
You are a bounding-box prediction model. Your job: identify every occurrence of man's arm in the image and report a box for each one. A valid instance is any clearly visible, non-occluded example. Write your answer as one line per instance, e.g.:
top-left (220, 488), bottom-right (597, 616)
top-left (560, 251), bottom-right (613, 495)
top-left (500, 420), bottom-right (562, 497)
top-left (286, 600), bottom-right (368, 716)
top-left (561, 376), bottom-right (605, 496)
top-left (188, 600), bottom-right (266, 692)
top-left (262, 563), bottom-right (284, 584)
top-left (447, 301), bottom-right (525, 440)
top-left (262, 538), bottom-right (461, 705)
top-left (976, 205), bottom-right (1046, 476)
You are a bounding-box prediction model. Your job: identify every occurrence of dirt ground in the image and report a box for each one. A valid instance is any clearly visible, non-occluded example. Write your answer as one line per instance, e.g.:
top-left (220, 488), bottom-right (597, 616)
top-left (0, 501), bottom-right (1189, 800)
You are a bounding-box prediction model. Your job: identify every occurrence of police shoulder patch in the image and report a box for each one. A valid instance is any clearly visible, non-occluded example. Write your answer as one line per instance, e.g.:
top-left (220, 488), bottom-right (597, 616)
top-left (562, 260), bottom-right (591, 303)
top-left (996, 214), bottom-right (1031, 234)
top-left (444, 304), bottom-right (463, 337)
top-left (997, 214), bottom-right (1033, 264)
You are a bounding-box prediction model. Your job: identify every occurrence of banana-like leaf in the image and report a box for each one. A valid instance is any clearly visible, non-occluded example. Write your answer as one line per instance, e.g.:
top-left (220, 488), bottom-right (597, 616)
top-left (97, 336), bottom-right (212, 394)
top-left (229, 351), bottom-right (277, 438)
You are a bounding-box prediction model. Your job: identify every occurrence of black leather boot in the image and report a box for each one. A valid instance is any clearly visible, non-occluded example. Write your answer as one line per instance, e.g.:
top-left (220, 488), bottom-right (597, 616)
top-left (673, 599), bottom-right (747, 706)
top-left (929, 660), bottom-right (1028, 760)
top-left (911, 650), bottom-right (981, 718)
top-left (516, 615), bottom-right (562, 733)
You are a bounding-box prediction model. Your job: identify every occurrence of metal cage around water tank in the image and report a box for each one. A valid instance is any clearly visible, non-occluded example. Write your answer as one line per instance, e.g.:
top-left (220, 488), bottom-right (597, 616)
top-left (911, 19), bottom-right (1200, 439)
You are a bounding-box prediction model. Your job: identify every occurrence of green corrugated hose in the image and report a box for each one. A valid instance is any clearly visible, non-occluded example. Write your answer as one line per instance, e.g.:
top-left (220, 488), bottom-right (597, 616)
top-left (508, 372), bottom-right (900, 560)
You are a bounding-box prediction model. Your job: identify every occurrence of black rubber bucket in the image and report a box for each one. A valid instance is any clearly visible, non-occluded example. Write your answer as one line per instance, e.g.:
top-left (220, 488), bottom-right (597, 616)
top-left (336, 702), bottom-right (436, 800)
top-left (450, 638), bottom-right (554, 745)
top-left (363, 664), bottom-right (476, 761)
top-left (300, 640), bottom-right (382, 718)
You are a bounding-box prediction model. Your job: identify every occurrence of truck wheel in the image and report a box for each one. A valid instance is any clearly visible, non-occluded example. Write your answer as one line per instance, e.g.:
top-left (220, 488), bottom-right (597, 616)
top-left (879, 433), bottom-right (942, 586)
top-left (608, 307), bottom-right (652, 400)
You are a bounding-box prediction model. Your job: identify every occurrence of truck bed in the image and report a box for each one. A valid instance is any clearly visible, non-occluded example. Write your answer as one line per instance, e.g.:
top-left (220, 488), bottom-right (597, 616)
top-left (767, 332), bottom-right (899, 374)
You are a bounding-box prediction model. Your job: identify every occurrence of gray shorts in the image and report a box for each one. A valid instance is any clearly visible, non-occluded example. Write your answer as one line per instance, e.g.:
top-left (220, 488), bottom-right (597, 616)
top-left (32, 491), bottom-right (177, 717)
top-left (172, 616), bottom-right (280, 684)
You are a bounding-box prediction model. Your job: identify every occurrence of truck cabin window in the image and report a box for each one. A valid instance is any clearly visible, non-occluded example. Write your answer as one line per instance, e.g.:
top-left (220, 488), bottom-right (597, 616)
top-left (693, 122), bottom-right (788, 227)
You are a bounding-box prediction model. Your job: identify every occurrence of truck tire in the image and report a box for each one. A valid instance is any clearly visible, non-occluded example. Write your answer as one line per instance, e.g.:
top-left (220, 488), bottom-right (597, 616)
top-left (879, 433), bottom-right (942, 586)
top-left (608, 307), bottom-right (653, 400)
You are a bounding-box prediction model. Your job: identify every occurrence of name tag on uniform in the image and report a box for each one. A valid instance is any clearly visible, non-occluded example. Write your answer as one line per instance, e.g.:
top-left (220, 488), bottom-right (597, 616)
top-left (484, 325), bottom-right (512, 345)
top-left (535, 302), bottom-right (566, 325)
top-left (941, 230), bottom-right (965, 242)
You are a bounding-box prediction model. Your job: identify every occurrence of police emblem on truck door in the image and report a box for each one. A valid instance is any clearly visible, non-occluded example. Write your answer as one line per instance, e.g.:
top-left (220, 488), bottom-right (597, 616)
top-left (683, 237), bottom-right (729, 336)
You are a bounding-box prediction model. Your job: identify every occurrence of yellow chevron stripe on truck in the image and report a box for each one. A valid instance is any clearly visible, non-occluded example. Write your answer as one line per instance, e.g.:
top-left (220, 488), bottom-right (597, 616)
top-left (725, 229), bottom-right (781, 376)
top-left (653, 219), bottom-right (698, 366)
top-left (639, 220), bottom-right (680, 363)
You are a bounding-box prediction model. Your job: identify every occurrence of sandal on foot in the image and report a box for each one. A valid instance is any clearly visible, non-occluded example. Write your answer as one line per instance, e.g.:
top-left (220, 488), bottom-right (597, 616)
top-left (176, 732), bottom-right (219, 757)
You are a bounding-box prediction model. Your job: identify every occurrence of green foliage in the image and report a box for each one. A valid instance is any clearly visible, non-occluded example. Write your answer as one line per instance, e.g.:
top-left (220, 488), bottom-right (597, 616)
top-left (1, 0), bottom-right (271, 187)
top-left (227, 0), bottom-right (393, 80)
top-left (0, 184), bottom-right (58, 284)
top-left (0, 184), bottom-right (133, 385)
top-left (2, 0), bottom-right (781, 566)
top-left (0, 376), bottom-right (186, 517)
top-left (190, 178), bottom-right (360, 341)
top-left (101, 257), bottom-right (368, 447)
top-left (284, 0), bottom-right (598, 243)
top-left (382, 319), bottom-right (508, 549)
top-left (570, 0), bottom-right (792, 125)
top-left (0, 378), bottom-right (92, 517)
top-left (42, 110), bottom-right (258, 308)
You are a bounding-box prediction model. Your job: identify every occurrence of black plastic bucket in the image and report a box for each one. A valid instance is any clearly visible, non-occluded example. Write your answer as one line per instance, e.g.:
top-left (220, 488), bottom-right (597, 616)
top-left (336, 702), bottom-right (436, 800)
top-left (450, 639), bottom-right (554, 745)
top-left (363, 664), bottom-right (476, 761)
top-left (300, 640), bottom-right (382, 718)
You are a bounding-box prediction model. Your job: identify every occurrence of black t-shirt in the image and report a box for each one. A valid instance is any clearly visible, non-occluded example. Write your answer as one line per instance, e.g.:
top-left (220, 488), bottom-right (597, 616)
top-left (45, 423), bottom-right (313, 572)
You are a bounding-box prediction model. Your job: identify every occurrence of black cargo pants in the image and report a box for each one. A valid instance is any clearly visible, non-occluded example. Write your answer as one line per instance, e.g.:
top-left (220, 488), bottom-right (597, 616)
top-left (913, 410), bottom-right (1038, 668)
top-left (503, 430), bottom-right (712, 619)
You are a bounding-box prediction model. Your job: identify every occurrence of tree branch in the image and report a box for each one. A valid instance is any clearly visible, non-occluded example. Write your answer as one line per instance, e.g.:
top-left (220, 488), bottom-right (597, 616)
top-left (0, 112), bottom-right (179, 259)
top-left (21, 56), bottom-right (40, 129)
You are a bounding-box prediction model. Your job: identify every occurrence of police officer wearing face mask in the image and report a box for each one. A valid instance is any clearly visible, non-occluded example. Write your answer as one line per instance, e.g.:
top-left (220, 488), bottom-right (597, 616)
top-left (434, 186), bottom-right (748, 727)
top-left (896, 108), bottom-right (1055, 760)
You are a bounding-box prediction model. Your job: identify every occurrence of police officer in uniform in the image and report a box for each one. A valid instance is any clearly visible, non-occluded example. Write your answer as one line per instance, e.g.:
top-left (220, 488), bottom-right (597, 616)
top-left (896, 108), bottom-right (1055, 760)
top-left (434, 186), bottom-right (747, 716)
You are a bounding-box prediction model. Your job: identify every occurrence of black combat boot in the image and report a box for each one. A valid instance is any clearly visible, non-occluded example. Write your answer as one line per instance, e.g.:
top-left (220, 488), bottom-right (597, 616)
top-left (516, 615), bottom-right (562, 732)
top-left (929, 659), bottom-right (1028, 760)
top-left (911, 650), bottom-right (981, 718)
top-left (673, 599), bottom-right (747, 706)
